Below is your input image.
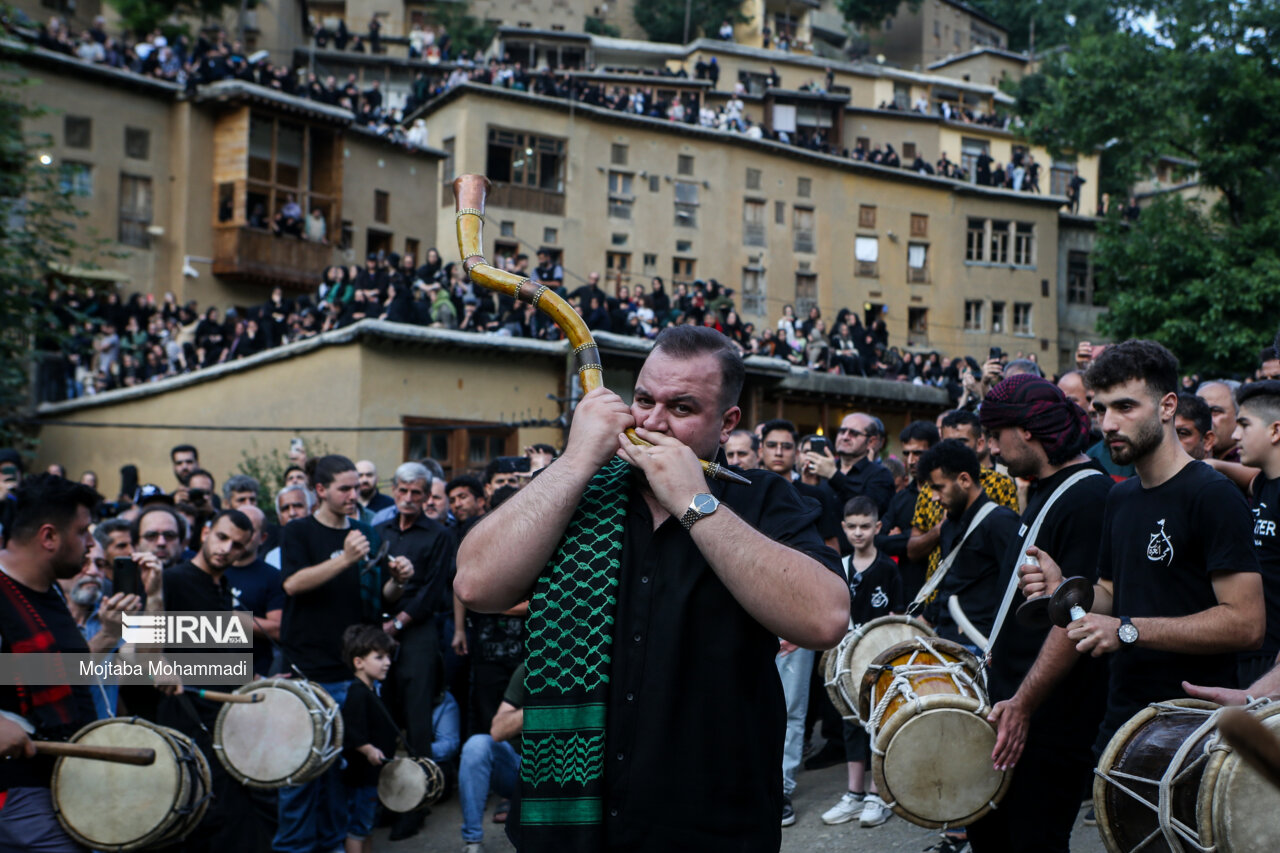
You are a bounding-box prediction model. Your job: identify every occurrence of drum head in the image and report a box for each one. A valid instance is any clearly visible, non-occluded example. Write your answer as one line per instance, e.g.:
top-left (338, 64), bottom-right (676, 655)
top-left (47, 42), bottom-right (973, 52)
top-left (840, 617), bottom-right (934, 723)
top-left (379, 758), bottom-right (428, 813)
top-left (218, 683), bottom-right (317, 786)
top-left (1206, 704), bottom-right (1280, 852)
top-left (874, 695), bottom-right (1008, 828)
top-left (53, 720), bottom-right (182, 849)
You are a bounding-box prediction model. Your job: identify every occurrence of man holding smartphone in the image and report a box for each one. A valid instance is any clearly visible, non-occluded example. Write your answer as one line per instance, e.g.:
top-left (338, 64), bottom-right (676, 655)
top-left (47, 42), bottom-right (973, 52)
top-left (803, 413), bottom-right (894, 517)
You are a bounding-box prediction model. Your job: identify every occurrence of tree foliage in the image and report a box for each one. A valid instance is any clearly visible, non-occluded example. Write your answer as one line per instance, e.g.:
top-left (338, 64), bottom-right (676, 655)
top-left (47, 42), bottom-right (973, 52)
top-left (837, 0), bottom-right (920, 31)
top-left (966, 0), bottom-right (1117, 53)
top-left (423, 2), bottom-right (497, 58)
top-left (633, 0), bottom-right (748, 45)
top-left (1011, 0), bottom-right (1280, 376)
top-left (106, 0), bottom-right (244, 38)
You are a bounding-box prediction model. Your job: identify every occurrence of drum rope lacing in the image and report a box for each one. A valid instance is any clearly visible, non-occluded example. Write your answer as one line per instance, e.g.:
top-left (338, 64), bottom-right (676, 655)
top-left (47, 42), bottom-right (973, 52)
top-left (824, 633), bottom-right (859, 720)
top-left (864, 638), bottom-right (988, 743)
top-left (1095, 698), bottom-right (1274, 853)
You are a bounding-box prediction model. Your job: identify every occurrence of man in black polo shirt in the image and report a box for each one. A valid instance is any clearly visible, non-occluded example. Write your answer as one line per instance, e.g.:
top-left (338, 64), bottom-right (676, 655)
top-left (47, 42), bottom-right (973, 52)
top-left (966, 375), bottom-right (1113, 853)
top-left (0, 475), bottom-right (102, 852)
top-left (1022, 340), bottom-right (1264, 761)
top-left (376, 461), bottom-right (456, 841)
top-left (803, 412), bottom-right (894, 516)
top-left (919, 440), bottom-right (1020, 646)
top-left (457, 326), bottom-right (847, 853)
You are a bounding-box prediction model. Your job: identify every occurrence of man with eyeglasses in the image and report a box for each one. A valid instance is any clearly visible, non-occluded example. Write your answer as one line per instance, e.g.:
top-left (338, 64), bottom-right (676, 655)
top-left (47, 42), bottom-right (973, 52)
top-left (804, 413), bottom-right (895, 518)
top-left (131, 505), bottom-right (188, 569)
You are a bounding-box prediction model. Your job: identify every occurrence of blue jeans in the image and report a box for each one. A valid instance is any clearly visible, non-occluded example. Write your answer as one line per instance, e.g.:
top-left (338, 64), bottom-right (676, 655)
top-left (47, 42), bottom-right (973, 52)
top-left (0, 788), bottom-right (86, 853)
top-left (776, 647), bottom-right (813, 796)
top-left (459, 734), bottom-right (520, 844)
top-left (345, 784), bottom-right (379, 840)
top-left (274, 679), bottom-right (351, 853)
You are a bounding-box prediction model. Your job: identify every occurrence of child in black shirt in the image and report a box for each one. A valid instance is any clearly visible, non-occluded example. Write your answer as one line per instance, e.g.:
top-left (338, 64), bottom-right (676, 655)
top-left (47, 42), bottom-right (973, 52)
top-left (821, 496), bottom-right (903, 829)
top-left (340, 624), bottom-right (399, 853)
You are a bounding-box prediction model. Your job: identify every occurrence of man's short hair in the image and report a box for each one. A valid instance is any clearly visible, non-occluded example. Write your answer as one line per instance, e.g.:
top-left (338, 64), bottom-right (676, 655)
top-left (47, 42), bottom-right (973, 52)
top-left (1085, 340), bottom-right (1179, 399)
top-left (222, 474), bottom-right (260, 502)
top-left (275, 484), bottom-right (316, 513)
top-left (341, 623), bottom-right (396, 672)
top-left (310, 455), bottom-right (357, 488)
top-left (881, 456), bottom-right (906, 481)
top-left (4, 474), bottom-right (101, 543)
top-left (1004, 358), bottom-right (1043, 378)
top-left (170, 444), bottom-right (198, 461)
top-left (758, 419), bottom-right (798, 442)
top-left (1175, 393), bottom-right (1213, 437)
top-left (446, 476), bottom-right (484, 499)
top-left (899, 420), bottom-right (940, 446)
top-left (918, 439), bottom-right (981, 482)
top-left (728, 429), bottom-right (759, 451)
top-left (651, 325), bottom-right (745, 412)
top-left (528, 443), bottom-right (557, 458)
top-left (416, 458), bottom-right (446, 482)
top-left (283, 464), bottom-right (307, 484)
top-left (940, 410), bottom-right (982, 435)
top-left (1259, 346), bottom-right (1280, 367)
top-left (130, 505), bottom-right (187, 545)
top-left (210, 508), bottom-right (253, 534)
top-left (843, 495), bottom-right (880, 520)
top-left (189, 468), bottom-right (216, 488)
top-left (1237, 380), bottom-right (1280, 426)
top-left (392, 461), bottom-right (432, 487)
top-left (92, 517), bottom-right (132, 550)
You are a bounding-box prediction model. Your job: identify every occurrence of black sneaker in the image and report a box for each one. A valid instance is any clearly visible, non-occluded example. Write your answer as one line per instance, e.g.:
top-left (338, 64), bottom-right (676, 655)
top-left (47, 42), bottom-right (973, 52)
top-left (781, 795), bottom-right (796, 827)
top-left (923, 835), bottom-right (969, 853)
top-left (1082, 805), bottom-right (1097, 826)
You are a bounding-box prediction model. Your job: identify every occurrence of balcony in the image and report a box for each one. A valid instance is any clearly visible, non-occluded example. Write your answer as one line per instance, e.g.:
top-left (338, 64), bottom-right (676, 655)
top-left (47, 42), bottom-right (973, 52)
top-left (486, 182), bottom-right (565, 216)
top-left (213, 227), bottom-right (335, 291)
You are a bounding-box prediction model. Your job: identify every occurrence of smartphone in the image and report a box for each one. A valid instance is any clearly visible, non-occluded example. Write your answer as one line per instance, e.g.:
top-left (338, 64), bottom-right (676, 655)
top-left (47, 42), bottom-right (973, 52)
top-left (809, 437), bottom-right (831, 455)
top-left (289, 438), bottom-right (305, 454)
top-left (113, 558), bottom-right (143, 597)
top-left (989, 347), bottom-right (1004, 361)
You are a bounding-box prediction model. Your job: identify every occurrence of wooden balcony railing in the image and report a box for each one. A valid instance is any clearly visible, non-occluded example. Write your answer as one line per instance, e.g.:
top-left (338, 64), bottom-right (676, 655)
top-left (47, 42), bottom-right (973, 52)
top-left (212, 227), bottom-right (335, 291)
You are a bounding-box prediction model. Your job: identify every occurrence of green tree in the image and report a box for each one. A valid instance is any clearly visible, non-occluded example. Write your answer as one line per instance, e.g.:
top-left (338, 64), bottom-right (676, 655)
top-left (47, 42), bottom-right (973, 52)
top-left (1011, 0), bottom-right (1280, 376)
top-left (836, 0), bottom-right (920, 30)
top-left (966, 0), bottom-right (1117, 53)
top-left (634, 0), bottom-right (748, 45)
top-left (106, 0), bottom-right (245, 37)
top-left (423, 2), bottom-right (497, 58)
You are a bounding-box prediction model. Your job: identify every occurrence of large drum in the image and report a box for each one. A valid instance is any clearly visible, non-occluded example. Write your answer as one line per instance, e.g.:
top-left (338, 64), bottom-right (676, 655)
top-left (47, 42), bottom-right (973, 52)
top-left (825, 615), bottom-right (935, 723)
top-left (213, 678), bottom-right (343, 788)
top-left (860, 637), bottom-right (1009, 829)
top-left (1094, 698), bottom-right (1280, 853)
top-left (378, 756), bottom-right (446, 812)
top-left (51, 717), bottom-right (211, 852)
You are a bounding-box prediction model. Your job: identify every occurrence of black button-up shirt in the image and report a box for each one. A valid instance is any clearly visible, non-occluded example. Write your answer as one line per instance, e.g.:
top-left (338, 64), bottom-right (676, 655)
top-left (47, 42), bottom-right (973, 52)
top-left (601, 466), bottom-right (843, 851)
top-left (376, 511), bottom-right (456, 623)
top-left (829, 456), bottom-right (895, 516)
top-left (925, 494), bottom-right (1020, 644)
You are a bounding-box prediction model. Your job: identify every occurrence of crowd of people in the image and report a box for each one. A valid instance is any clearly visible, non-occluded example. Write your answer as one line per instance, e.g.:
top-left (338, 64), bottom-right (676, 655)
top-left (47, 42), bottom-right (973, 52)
top-left (3, 332), bottom-right (1280, 853)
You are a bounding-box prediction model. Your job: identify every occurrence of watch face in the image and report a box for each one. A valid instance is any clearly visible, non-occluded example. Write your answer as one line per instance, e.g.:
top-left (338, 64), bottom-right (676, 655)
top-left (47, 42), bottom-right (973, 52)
top-left (1118, 623), bottom-right (1138, 644)
top-left (692, 493), bottom-right (718, 513)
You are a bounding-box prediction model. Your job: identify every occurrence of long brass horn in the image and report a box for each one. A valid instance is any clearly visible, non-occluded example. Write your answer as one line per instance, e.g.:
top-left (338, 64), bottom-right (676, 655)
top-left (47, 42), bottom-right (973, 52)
top-left (452, 175), bottom-right (748, 486)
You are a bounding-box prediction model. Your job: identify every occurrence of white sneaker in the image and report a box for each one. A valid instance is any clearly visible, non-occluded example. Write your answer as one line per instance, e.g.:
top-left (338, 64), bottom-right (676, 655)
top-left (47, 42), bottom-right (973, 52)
top-left (821, 791), bottom-right (865, 825)
top-left (463, 843), bottom-right (485, 853)
top-left (859, 793), bottom-right (891, 827)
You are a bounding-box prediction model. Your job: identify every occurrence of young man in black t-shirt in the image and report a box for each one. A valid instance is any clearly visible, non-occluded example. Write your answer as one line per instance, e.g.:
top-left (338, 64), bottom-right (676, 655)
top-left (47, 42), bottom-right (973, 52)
top-left (820, 496), bottom-right (902, 829)
top-left (1022, 341), bottom-right (1264, 760)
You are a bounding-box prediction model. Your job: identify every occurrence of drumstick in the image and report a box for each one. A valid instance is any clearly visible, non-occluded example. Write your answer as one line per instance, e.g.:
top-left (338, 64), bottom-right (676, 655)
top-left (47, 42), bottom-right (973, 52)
top-left (34, 742), bottom-right (156, 766)
top-left (1217, 708), bottom-right (1280, 790)
top-left (195, 689), bottom-right (264, 704)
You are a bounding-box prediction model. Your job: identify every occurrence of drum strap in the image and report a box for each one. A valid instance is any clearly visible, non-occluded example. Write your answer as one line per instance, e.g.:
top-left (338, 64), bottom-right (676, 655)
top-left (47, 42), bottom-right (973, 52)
top-left (984, 468), bottom-right (1103, 664)
top-left (906, 501), bottom-right (999, 616)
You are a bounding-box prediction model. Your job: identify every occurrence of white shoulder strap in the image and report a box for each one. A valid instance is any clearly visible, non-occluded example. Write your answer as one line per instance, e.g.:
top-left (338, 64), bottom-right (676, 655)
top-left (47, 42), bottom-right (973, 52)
top-left (907, 500), bottom-right (1000, 613)
top-left (985, 468), bottom-right (1104, 659)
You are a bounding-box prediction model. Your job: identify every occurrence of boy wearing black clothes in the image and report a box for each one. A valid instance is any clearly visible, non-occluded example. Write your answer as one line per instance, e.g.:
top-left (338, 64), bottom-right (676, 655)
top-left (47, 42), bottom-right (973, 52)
top-left (821, 496), bottom-right (902, 829)
top-left (340, 625), bottom-right (399, 853)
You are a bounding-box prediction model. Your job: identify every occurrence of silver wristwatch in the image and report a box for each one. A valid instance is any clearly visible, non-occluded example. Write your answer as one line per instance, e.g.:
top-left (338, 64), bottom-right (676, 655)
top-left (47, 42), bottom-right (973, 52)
top-left (1117, 616), bottom-right (1138, 645)
top-left (678, 493), bottom-right (720, 531)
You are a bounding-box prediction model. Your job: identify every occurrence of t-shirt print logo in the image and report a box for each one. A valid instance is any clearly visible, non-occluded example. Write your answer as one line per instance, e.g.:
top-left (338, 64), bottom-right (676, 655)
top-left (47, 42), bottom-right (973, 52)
top-left (1255, 503), bottom-right (1276, 542)
top-left (1146, 518), bottom-right (1174, 565)
top-left (870, 586), bottom-right (889, 609)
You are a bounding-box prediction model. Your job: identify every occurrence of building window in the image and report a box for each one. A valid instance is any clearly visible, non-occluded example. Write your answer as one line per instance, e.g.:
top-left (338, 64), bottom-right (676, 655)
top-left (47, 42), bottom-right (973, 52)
top-left (902, 141), bottom-right (917, 162)
top-left (649, 175), bottom-right (660, 192)
top-left (486, 127), bottom-right (565, 191)
top-left (966, 218), bottom-right (985, 262)
top-left (990, 219), bottom-right (1010, 264)
top-left (442, 137), bottom-right (455, 182)
top-left (794, 272), bottom-right (817, 318)
top-left (544, 227), bottom-right (558, 244)
top-left (643, 253), bottom-right (658, 274)
top-left (124, 127), bottom-right (150, 160)
top-left (775, 200), bottom-right (786, 224)
top-left (797, 177), bottom-right (811, 198)
top-left (674, 180), bottom-right (698, 227)
top-left (611, 143), bottom-right (628, 166)
top-left (746, 167), bottom-right (762, 190)
top-left (608, 170), bottom-right (634, 220)
top-left (1014, 222), bottom-right (1036, 266)
top-left (676, 239), bottom-right (693, 253)
top-left (1050, 159), bottom-right (1075, 197)
top-left (677, 154), bottom-right (694, 176)
top-left (58, 161), bottom-right (92, 197)
top-left (742, 267), bottom-right (766, 316)
top-left (743, 199), bottom-right (766, 247)
top-left (964, 300), bottom-right (984, 331)
top-left (793, 206), bottom-right (815, 253)
top-left (855, 236), bottom-right (878, 277)
top-left (118, 173), bottom-right (153, 248)
top-left (910, 213), bottom-right (928, 238)
top-left (374, 190), bottom-right (390, 224)
top-left (611, 232), bottom-right (628, 246)
top-left (245, 113), bottom-right (339, 235)
top-left (672, 257), bottom-right (696, 285)
top-left (991, 301), bottom-right (1006, 333)
top-left (961, 137), bottom-right (990, 180)
top-left (404, 418), bottom-right (516, 480)
top-left (907, 243), bottom-right (929, 283)
top-left (606, 251), bottom-right (631, 283)
top-left (339, 220), bottom-right (353, 250)
top-left (500, 220), bottom-right (516, 237)
top-left (1013, 302), bottom-right (1033, 335)
top-left (404, 237), bottom-right (420, 261)
top-left (859, 205), bottom-right (876, 229)
top-left (64, 116), bottom-right (91, 149)
top-left (908, 307), bottom-right (929, 345)
top-left (1067, 251), bottom-right (1092, 304)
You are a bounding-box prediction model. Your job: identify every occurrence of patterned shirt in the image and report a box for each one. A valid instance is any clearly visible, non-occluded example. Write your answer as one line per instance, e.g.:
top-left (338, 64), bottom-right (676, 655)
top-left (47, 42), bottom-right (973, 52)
top-left (911, 467), bottom-right (1020, 579)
